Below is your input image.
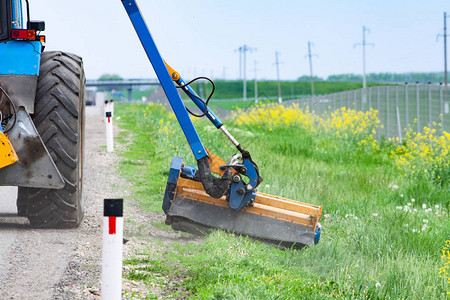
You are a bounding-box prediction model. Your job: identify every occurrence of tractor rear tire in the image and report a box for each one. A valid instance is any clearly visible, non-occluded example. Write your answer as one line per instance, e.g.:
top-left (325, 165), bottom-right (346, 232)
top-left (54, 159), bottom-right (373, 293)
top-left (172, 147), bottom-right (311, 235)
top-left (17, 51), bottom-right (85, 228)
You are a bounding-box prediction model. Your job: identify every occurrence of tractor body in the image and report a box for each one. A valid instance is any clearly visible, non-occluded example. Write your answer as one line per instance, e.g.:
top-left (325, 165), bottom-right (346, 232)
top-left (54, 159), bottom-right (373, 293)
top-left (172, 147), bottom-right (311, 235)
top-left (0, 0), bottom-right (85, 228)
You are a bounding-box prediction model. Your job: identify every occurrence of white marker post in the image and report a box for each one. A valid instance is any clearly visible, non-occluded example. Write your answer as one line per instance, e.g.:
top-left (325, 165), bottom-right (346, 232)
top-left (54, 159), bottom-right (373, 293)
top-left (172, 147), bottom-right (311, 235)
top-left (105, 106), bottom-right (114, 152)
top-left (102, 199), bottom-right (123, 300)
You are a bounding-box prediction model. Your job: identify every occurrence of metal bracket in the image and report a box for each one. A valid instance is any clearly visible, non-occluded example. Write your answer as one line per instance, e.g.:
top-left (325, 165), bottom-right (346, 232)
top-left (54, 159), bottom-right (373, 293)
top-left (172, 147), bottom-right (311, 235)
top-left (0, 107), bottom-right (65, 188)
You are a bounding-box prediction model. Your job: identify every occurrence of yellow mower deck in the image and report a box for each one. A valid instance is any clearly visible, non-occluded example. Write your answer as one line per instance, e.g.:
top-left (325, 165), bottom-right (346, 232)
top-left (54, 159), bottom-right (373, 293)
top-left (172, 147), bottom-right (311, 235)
top-left (163, 156), bottom-right (323, 248)
top-left (176, 177), bottom-right (322, 229)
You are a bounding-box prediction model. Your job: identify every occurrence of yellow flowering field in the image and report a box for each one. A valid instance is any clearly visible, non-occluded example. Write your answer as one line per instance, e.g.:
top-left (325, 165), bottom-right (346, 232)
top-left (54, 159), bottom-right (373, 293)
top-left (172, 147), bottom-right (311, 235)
top-left (231, 103), bottom-right (450, 185)
top-left (392, 128), bottom-right (450, 184)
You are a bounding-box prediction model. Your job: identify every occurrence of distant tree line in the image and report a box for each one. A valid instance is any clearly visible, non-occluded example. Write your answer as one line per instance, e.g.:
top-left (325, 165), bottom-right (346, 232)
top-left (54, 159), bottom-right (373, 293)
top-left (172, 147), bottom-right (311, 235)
top-left (298, 72), bottom-right (445, 83)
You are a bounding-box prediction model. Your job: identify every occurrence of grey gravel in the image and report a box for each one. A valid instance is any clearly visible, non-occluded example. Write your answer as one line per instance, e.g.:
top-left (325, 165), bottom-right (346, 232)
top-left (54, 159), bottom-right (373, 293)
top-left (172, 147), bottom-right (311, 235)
top-left (0, 109), bottom-right (196, 299)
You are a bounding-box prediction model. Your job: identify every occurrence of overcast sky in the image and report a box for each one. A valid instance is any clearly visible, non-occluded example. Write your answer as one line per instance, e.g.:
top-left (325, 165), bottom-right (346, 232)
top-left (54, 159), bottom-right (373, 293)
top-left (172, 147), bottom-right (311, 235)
top-left (30, 0), bottom-right (449, 81)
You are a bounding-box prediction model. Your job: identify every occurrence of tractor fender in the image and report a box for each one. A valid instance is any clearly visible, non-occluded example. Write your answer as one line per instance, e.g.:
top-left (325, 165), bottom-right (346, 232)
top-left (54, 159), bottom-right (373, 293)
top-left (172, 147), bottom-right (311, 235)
top-left (0, 107), bottom-right (65, 188)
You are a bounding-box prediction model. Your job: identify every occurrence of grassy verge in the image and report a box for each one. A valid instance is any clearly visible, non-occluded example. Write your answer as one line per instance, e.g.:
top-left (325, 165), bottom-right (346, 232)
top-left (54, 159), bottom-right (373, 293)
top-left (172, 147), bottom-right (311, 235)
top-left (116, 102), bottom-right (449, 299)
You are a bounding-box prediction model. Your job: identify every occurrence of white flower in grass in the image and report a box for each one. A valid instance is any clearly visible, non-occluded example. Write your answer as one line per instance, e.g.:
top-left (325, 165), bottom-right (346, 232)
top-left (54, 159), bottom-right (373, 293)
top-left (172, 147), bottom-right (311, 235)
top-left (324, 214), bottom-right (330, 219)
top-left (413, 209), bottom-right (417, 213)
top-left (354, 216), bottom-right (358, 220)
top-left (425, 208), bottom-right (432, 213)
top-left (400, 194), bottom-right (404, 198)
top-left (396, 206), bottom-right (403, 210)
top-left (423, 219), bottom-right (428, 223)
top-left (412, 229), bottom-right (416, 233)
top-left (411, 198), bottom-right (415, 202)
top-left (404, 223), bottom-right (409, 227)
top-left (372, 213), bottom-right (378, 217)
top-left (422, 204), bottom-right (426, 209)
top-left (403, 206), bottom-right (410, 212)
top-left (375, 282), bottom-right (381, 288)
top-left (407, 202), bottom-right (411, 206)
top-left (265, 184), bottom-right (270, 189)
top-left (389, 184), bottom-right (399, 190)
top-left (422, 225), bottom-right (427, 231)
top-left (345, 214), bottom-right (349, 218)
top-left (435, 205), bottom-right (439, 209)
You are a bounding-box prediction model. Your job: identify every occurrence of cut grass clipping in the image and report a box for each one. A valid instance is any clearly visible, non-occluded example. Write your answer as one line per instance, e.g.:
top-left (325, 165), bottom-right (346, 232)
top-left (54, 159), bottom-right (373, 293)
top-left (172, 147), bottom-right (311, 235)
top-left (116, 103), bottom-right (449, 299)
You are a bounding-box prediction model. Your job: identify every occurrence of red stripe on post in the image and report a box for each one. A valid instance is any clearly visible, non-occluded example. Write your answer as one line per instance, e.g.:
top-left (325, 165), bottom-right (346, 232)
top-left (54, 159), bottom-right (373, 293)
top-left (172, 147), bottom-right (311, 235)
top-left (109, 216), bottom-right (116, 234)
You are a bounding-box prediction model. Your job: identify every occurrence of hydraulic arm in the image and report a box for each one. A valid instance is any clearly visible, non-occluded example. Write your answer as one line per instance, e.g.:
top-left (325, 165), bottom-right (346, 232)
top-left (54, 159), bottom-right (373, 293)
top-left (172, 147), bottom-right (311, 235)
top-left (122, 0), bottom-right (262, 210)
top-left (121, 0), bottom-right (322, 247)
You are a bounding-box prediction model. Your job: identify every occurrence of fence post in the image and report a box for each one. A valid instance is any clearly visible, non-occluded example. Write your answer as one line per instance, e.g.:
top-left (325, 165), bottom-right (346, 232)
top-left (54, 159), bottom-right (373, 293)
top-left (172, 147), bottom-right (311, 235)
top-left (440, 83), bottom-right (444, 130)
top-left (416, 82), bottom-right (420, 133)
top-left (368, 86), bottom-right (372, 111)
top-left (318, 96), bottom-right (322, 116)
top-left (377, 85), bottom-right (381, 140)
top-left (396, 106), bottom-right (403, 143)
top-left (353, 90), bottom-right (357, 110)
top-left (386, 85), bottom-right (390, 139)
top-left (347, 90), bottom-right (350, 108)
top-left (340, 92), bottom-right (343, 109)
top-left (377, 85), bottom-right (380, 113)
top-left (428, 82), bottom-right (432, 129)
top-left (333, 93), bottom-right (336, 112)
top-left (405, 82), bottom-right (409, 130)
top-left (395, 84), bottom-right (399, 139)
top-left (361, 88), bottom-right (364, 111)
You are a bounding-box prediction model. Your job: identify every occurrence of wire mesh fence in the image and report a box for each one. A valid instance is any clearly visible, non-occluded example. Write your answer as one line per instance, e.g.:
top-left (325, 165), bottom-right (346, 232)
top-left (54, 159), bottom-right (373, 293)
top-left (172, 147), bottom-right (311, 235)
top-left (291, 83), bottom-right (450, 141)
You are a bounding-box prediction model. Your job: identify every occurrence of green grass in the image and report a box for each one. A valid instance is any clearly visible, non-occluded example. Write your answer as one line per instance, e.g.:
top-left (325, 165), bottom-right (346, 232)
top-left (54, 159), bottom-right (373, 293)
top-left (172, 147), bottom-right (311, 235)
top-left (116, 103), bottom-right (449, 299)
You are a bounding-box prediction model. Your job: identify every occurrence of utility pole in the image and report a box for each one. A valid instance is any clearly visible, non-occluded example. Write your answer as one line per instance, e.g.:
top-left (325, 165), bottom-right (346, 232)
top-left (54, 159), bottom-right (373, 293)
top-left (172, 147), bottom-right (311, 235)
top-left (354, 26), bottom-right (374, 103)
top-left (437, 12), bottom-right (450, 86)
top-left (236, 45), bottom-right (255, 100)
top-left (254, 60), bottom-right (258, 104)
top-left (354, 26), bottom-right (373, 89)
top-left (305, 41), bottom-right (318, 96)
top-left (275, 51), bottom-right (282, 103)
top-left (235, 46), bottom-right (242, 79)
top-left (445, 12), bottom-right (448, 87)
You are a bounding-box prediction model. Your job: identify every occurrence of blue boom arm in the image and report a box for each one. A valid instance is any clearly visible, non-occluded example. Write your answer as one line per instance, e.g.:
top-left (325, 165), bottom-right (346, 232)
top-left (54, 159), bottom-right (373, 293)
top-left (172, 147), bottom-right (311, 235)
top-left (122, 0), bottom-right (207, 161)
top-left (122, 0), bottom-right (262, 208)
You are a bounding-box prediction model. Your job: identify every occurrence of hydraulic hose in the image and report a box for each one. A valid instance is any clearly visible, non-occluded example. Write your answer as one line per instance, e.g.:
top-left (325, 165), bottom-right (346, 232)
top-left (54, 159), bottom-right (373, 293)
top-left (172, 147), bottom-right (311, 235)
top-left (196, 157), bottom-right (232, 198)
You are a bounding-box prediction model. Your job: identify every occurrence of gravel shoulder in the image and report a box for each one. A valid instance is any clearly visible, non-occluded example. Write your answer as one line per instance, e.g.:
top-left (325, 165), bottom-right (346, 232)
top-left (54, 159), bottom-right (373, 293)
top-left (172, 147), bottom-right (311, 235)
top-left (0, 108), bottom-right (194, 299)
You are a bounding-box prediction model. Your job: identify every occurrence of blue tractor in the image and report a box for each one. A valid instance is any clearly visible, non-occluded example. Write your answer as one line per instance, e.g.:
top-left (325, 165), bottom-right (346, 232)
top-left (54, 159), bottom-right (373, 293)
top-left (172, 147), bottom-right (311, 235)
top-left (0, 0), bottom-right (85, 227)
